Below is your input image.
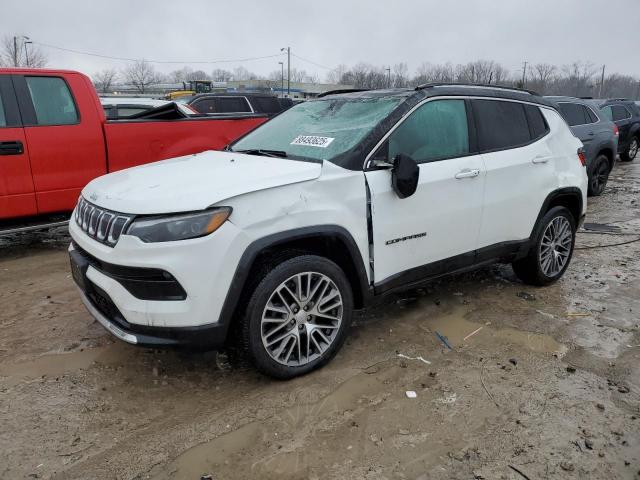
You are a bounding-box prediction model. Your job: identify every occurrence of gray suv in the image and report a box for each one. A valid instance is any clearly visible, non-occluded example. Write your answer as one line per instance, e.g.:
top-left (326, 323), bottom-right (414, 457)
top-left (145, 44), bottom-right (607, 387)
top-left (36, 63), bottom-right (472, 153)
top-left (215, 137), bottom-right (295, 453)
top-left (546, 96), bottom-right (618, 196)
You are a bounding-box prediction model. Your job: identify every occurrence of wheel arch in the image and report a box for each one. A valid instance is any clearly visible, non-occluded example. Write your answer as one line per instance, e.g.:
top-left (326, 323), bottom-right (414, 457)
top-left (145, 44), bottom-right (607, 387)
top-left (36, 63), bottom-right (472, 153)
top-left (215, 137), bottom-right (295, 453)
top-left (596, 146), bottom-right (616, 172)
top-left (531, 188), bottom-right (583, 238)
top-left (218, 225), bottom-right (371, 338)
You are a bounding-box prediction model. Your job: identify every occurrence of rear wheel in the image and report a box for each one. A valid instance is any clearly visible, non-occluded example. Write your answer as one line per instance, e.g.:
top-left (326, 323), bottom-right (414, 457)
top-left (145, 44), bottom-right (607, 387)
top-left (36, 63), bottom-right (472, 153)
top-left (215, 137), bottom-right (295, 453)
top-left (239, 255), bottom-right (353, 379)
top-left (621, 136), bottom-right (638, 162)
top-left (587, 155), bottom-right (610, 196)
top-left (512, 206), bottom-right (576, 286)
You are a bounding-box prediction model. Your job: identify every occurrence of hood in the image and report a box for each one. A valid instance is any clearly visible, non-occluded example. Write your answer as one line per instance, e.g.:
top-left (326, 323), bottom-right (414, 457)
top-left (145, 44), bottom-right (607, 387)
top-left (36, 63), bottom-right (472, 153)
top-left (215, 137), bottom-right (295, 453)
top-left (82, 150), bottom-right (322, 214)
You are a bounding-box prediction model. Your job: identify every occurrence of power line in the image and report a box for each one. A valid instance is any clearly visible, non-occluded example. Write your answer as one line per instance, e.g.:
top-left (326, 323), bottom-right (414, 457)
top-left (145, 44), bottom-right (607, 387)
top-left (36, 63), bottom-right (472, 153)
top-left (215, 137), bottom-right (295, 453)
top-left (291, 52), bottom-right (333, 70)
top-left (33, 41), bottom-right (285, 65)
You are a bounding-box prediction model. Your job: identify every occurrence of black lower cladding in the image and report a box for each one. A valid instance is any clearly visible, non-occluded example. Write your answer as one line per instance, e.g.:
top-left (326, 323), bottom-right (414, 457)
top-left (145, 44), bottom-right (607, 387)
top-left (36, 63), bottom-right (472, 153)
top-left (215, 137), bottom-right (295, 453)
top-left (70, 245), bottom-right (227, 349)
top-left (71, 241), bottom-right (187, 301)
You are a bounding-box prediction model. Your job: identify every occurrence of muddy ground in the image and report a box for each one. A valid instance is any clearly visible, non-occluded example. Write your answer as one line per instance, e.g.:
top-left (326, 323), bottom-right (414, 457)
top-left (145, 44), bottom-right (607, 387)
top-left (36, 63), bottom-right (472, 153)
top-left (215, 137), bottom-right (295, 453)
top-left (1, 163), bottom-right (640, 480)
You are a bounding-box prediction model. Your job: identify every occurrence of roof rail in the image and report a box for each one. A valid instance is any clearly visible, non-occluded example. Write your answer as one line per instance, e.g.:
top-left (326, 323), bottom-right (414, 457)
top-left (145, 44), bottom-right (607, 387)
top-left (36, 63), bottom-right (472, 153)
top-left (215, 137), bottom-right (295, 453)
top-left (415, 82), bottom-right (539, 96)
top-left (317, 88), bottom-right (370, 98)
top-left (579, 96), bottom-right (593, 99)
top-left (606, 98), bottom-right (630, 102)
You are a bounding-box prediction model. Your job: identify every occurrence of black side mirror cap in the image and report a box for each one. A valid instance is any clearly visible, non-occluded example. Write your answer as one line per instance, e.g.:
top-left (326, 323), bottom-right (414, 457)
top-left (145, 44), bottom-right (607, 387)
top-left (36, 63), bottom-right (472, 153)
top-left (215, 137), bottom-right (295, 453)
top-left (391, 154), bottom-right (419, 198)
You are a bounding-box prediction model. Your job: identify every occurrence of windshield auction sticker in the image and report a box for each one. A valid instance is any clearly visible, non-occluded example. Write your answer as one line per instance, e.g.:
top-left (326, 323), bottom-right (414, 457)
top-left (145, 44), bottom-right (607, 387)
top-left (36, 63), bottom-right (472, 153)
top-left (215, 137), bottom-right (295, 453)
top-left (290, 135), bottom-right (335, 148)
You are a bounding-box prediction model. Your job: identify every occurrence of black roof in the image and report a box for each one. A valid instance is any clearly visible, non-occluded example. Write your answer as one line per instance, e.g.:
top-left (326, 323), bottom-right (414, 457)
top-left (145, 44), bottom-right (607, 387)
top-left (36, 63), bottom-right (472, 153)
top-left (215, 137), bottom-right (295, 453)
top-left (317, 84), bottom-right (554, 108)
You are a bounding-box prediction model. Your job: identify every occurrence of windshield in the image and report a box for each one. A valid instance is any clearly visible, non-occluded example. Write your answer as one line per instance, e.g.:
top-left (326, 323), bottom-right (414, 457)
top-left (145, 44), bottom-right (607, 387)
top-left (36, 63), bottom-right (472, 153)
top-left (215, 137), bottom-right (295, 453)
top-left (231, 96), bottom-right (403, 163)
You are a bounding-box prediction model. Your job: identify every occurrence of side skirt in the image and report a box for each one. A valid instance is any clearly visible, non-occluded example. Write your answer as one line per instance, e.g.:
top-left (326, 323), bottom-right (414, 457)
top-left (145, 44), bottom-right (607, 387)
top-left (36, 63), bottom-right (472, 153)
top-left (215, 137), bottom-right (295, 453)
top-left (372, 239), bottom-right (529, 297)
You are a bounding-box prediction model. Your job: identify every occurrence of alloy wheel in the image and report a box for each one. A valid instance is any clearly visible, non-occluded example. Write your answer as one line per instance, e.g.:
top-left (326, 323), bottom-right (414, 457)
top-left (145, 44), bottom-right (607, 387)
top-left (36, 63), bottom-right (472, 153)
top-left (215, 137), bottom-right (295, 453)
top-left (591, 160), bottom-right (608, 195)
top-left (539, 216), bottom-right (573, 277)
top-left (260, 272), bottom-right (343, 367)
top-left (629, 138), bottom-right (639, 160)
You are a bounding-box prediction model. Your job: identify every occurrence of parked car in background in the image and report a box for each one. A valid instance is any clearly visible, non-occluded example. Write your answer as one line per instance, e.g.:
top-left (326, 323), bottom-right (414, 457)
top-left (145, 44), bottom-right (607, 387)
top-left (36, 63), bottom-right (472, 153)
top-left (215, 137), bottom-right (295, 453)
top-left (99, 97), bottom-right (197, 119)
top-left (181, 93), bottom-right (286, 117)
top-left (598, 99), bottom-right (640, 162)
top-left (69, 84), bottom-right (587, 378)
top-left (0, 69), bottom-right (269, 225)
top-left (546, 96), bottom-right (618, 196)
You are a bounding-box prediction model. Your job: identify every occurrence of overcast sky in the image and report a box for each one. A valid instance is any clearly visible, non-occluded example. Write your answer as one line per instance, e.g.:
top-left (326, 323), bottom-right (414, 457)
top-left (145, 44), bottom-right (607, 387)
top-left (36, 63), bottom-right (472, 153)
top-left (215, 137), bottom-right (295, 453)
top-left (3, 0), bottom-right (639, 80)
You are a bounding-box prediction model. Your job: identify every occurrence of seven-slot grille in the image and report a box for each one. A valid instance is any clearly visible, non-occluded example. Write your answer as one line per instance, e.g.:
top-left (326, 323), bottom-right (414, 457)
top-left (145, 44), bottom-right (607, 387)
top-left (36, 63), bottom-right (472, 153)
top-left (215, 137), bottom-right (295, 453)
top-left (75, 197), bottom-right (133, 246)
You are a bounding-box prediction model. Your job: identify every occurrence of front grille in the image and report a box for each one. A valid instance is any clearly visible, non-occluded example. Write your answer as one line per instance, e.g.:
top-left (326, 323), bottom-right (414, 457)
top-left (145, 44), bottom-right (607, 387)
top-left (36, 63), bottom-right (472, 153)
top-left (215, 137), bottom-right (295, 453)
top-left (75, 197), bottom-right (133, 247)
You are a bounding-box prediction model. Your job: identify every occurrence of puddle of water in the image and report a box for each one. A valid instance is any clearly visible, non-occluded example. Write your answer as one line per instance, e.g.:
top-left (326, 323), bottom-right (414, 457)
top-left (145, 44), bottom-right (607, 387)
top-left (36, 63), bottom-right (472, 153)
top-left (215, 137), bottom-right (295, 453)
top-left (417, 306), bottom-right (567, 356)
top-left (0, 342), bottom-right (131, 385)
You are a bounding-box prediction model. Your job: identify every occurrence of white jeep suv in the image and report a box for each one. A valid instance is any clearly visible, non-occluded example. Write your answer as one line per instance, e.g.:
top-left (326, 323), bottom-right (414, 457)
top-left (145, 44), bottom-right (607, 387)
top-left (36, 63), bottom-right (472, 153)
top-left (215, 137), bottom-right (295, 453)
top-left (69, 84), bottom-right (587, 378)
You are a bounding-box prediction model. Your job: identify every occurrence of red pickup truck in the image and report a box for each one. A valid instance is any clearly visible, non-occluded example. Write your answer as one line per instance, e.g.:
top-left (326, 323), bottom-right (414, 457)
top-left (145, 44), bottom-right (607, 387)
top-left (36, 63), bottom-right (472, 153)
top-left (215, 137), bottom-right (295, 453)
top-left (0, 69), bottom-right (267, 225)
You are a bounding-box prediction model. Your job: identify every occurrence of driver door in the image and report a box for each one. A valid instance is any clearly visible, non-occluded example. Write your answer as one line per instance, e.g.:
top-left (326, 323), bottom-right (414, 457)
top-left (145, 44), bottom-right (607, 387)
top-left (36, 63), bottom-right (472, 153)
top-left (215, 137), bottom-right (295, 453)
top-left (364, 98), bottom-right (485, 288)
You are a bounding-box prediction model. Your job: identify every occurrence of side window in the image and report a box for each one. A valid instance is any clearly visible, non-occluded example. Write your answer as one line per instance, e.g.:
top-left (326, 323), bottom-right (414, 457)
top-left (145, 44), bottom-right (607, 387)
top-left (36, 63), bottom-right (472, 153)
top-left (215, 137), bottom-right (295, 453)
top-left (193, 98), bottom-right (216, 113)
top-left (214, 97), bottom-right (251, 113)
top-left (557, 102), bottom-right (587, 126)
top-left (524, 104), bottom-right (549, 139)
top-left (25, 76), bottom-right (79, 125)
top-left (585, 107), bottom-right (599, 123)
top-left (612, 105), bottom-right (631, 121)
top-left (252, 96), bottom-right (281, 114)
top-left (387, 99), bottom-right (469, 163)
top-left (599, 106), bottom-right (613, 121)
top-left (474, 99), bottom-right (530, 151)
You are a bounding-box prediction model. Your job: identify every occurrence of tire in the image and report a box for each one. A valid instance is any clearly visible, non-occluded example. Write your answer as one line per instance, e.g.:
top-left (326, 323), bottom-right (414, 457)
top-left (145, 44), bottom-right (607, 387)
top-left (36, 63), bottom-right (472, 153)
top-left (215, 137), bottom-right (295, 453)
top-left (587, 155), bottom-right (610, 197)
top-left (238, 254), bottom-right (353, 379)
top-left (512, 206), bottom-right (576, 286)
top-left (620, 136), bottom-right (638, 162)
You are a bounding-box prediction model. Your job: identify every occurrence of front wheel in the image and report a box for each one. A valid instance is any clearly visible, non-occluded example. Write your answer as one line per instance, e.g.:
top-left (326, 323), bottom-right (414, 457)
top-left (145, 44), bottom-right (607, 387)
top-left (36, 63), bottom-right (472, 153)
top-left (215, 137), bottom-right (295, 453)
top-left (512, 206), bottom-right (576, 286)
top-left (239, 255), bottom-right (353, 379)
top-left (621, 137), bottom-right (638, 162)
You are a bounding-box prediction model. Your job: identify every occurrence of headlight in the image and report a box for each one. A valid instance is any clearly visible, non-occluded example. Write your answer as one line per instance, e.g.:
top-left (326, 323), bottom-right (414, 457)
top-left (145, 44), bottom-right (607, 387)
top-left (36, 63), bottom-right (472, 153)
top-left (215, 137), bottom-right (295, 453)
top-left (126, 207), bottom-right (231, 243)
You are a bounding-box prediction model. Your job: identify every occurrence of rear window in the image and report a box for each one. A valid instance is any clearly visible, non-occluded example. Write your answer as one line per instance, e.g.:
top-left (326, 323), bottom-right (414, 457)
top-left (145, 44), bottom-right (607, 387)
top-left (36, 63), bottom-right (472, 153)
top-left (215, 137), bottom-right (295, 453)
top-left (473, 99), bottom-right (531, 151)
top-left (251, 96), bottom-right (281, 114)
top-left (215, 97), bottom-right (251, 113)
top-left (25, 76), bottom-right (79, 125)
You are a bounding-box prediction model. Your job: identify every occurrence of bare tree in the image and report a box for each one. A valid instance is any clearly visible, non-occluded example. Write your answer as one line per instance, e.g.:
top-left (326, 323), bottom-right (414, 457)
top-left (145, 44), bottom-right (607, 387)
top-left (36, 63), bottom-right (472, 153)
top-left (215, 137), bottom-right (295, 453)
top-left (93, 68), bottom-right (118, 93)
top-left (122, 60), bottom-right (162, 94)
top-left (326, 64), bottom-right (348, 84)
top-left (392, 62), bottom-right (409, 88)
top-left (0, 35), bottom-right (47, 67)
top-left (211, 69), bottom-right (233, 82)
top-left (232, 66), bottom-right (258, 81)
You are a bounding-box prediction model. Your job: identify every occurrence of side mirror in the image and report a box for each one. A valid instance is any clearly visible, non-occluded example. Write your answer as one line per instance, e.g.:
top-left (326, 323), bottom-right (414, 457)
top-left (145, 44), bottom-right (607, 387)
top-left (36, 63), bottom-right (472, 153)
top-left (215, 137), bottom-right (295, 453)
top-left (391, 154), bottom-right (419, 199)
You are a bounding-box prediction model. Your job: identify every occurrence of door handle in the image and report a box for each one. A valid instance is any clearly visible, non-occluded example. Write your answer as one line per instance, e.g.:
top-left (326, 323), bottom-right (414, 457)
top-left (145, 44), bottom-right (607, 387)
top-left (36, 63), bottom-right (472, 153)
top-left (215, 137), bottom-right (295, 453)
top-left (0, 141), bottom-right (24, 156)
top-left (532, 155), bottom-right (550, 164)
top-left (454, 168), bottom-right (480, 179)
top-left (587, 132), bottom-right (595, 136)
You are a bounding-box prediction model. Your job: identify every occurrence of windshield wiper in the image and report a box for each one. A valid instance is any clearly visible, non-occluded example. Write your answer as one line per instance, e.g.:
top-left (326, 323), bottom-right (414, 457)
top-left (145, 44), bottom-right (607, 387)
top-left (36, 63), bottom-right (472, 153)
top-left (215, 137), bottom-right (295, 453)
top-left (233, 148), bottom-right (288, 158)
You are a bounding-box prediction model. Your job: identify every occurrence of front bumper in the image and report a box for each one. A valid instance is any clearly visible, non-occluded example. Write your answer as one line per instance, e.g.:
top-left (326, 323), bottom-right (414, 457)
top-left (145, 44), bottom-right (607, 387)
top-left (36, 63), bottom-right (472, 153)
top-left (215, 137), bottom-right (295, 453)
top-left (77, 286), bottom-right (228, 348)
top-left (69, 214), bottom-right (249, 348)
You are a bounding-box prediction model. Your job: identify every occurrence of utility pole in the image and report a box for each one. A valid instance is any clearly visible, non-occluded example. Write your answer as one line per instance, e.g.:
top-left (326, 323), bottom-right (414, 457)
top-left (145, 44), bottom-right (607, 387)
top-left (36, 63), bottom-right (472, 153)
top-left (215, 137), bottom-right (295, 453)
top-left (636, 80), bottom-right (640, 101)
top-left (386, 67), bottom-right (391, 88)
top-left (24, 38), bottom-right (32, 67)
top-left (13, 36), bottom-right (18, 67)
top-left (598, 64), bottom-right (606, 98)
top-left (521, 61), bottom-right (528, 87)
top-left (278, 61), bottom-right (284, 98)
top-left (281, 47), bottom-right (290, 96)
